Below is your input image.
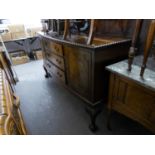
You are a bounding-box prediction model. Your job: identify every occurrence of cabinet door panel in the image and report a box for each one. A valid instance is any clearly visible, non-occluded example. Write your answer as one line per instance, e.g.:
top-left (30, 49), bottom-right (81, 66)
top-left (64, 46), bottom-right (91, 98)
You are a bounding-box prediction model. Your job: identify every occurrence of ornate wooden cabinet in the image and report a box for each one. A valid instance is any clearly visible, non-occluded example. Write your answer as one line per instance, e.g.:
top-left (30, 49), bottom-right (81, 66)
top-left (40, 34), bottom-right (131, 104)
top-left (39, 33), bottom-right (131, 131)
top-left (0, 68), bottom-right (26, 135)
top-left (39, 19), bottom-right (137, 131)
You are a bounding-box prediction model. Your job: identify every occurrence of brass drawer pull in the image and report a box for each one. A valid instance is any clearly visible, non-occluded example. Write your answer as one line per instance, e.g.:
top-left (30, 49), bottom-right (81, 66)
top-left (57, 72), bottom-right (62, 77)
top-left (54, 45), bottom-right (60, 52)
top-left (56, 59), bottom-right (61, 64)
top-left (47, 63), bottom-right (51, 68)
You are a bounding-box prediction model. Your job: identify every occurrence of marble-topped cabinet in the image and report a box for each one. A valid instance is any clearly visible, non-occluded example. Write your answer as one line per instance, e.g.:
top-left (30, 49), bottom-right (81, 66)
top-left (106, 56), bottom-right (155, 133)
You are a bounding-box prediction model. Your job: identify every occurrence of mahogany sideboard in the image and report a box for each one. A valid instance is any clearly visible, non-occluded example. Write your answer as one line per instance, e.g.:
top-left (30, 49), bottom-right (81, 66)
top-left (39, 32), bottom-right (131, 131)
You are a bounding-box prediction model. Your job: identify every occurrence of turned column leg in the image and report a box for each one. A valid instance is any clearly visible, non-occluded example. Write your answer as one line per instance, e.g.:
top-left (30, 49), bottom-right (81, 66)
top-left (128, 19), bottom-right (143, 71)
top-left (43, 66), bottom-right (50, 78)
top-left (140, 20), bottom-right (155, 77)
top-left (85, 105), bottom-right (102, 132)
top-left (87, 19), bottom-right (97, 45)
top-left (128, 47), bottom-right (136, 71)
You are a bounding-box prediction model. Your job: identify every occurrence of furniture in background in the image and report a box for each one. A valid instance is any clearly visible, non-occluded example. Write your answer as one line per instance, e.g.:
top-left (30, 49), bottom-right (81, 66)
top-left (0, 24), bottom-right (42, 60)
top-left (106, 20), bottom-right (155, 133)
top-left (7, 24), bottom-right (26, 40)
top-left (10, 51), bottom-right (30, 65)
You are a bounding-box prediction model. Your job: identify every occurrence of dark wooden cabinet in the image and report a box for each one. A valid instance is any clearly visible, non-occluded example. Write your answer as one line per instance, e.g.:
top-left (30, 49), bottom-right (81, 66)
top-left (39, 33), bottom-right (131, 105)
top-left (39, 31), bottom-right (131, 131)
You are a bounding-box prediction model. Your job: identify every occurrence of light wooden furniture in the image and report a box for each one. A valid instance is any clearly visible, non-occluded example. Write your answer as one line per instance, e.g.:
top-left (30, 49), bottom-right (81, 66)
top-left (106, 20), bottom-right (155, 133)
top-left (0, 68), bottom-right (26, 135)
top-left (8, 24), bottom-right (26, 40)
top-left (0, 48), bottom-right (26, 135)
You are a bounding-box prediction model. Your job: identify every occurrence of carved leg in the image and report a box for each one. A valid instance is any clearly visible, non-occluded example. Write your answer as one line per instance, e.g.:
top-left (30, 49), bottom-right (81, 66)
top-left (43, 66), bottom-right (50, 78)
top-left (85, 105), bottom-right (101, 132)
top-left (107, 109), bottom-right (112, 131)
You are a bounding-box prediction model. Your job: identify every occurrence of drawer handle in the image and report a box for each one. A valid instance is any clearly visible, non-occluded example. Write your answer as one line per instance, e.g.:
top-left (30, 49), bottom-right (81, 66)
top-left (47, 64), bottom-right (51, 68)
top-left (54, 46), bottom-right (59, 52)
top-left (57, 72), bottom-right (62, 77)
top-left (56, 59), bottom-right (61, 64)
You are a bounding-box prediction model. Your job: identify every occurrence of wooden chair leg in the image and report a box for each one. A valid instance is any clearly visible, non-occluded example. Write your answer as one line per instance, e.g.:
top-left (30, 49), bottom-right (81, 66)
top-left (87, 19), bottom-right (96, 45)
top-left (128, 19), bottom-right (143, 71)
top-left (63, 19), bottom-right (69, 40)
top-left (140, 20), bottom-right (155, 77)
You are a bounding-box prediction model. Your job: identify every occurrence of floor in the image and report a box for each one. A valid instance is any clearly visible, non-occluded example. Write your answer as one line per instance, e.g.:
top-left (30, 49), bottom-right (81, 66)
top-left (14, 60), bottom-right (153, 135)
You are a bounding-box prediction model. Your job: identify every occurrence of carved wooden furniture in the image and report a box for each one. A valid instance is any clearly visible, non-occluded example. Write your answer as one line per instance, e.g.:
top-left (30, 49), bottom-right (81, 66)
top-left (0, 68), bottom-right (26, 135)
top-left (39, 19), bottom-right (133, 131)
top-left (0, 46), bottom-right (26, 134)
top-left (106, 20), bottom-right (155, 133)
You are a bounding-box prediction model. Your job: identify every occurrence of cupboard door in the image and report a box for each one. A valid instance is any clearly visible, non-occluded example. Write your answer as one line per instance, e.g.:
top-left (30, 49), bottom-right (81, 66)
top-left (64, 46), bottom-right (91, 98)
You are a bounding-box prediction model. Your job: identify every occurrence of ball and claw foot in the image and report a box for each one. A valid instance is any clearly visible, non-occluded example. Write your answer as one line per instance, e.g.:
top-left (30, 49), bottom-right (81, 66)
top-left (85, 106), bottom-right (101, 132)
top-left (45, 73), bottom-right (49, 78)
top-left (107, 121), bottom-right (112, 131)
top-left (43, 67), bottom-right (50, 78)
top-left (89, 123), bottom-right (98, 132)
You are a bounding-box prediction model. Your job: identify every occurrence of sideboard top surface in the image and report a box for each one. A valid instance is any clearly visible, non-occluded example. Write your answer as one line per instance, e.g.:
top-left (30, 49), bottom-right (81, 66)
top-left (38, 32), bottom-right (131, 50)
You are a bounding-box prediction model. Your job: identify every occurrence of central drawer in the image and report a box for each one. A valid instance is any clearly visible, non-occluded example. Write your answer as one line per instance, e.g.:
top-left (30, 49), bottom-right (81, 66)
top-left (45, 60), bottom-right (65, 83)
top-left (49, 42), bottom-right (63, 56)
top-left (48, 53), bottom-right (65, 70)
top-left (50, 64), bottom-right (65, 83)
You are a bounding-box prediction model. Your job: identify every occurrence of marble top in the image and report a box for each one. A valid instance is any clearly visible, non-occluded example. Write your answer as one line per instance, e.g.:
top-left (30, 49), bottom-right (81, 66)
top-left (106, 58), bottom-right (155, 92)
